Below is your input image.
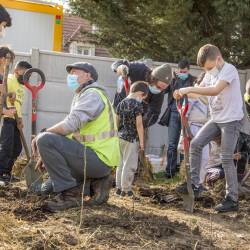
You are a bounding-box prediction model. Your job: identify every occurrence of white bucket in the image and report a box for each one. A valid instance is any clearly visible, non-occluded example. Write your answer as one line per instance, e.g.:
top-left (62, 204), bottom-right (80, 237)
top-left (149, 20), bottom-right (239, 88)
top-left (146, 155), bottom-right (165, 173)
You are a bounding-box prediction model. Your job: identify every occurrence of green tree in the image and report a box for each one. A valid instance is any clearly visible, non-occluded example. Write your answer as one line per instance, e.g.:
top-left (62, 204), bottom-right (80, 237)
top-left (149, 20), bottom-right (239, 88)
top-left (69, 0), bottom-right (250, 68)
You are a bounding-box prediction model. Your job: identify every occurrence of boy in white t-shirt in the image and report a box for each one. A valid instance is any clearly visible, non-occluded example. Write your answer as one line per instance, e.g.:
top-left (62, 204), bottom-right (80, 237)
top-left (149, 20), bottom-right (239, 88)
top-left (174, 44), bottom-right (243, 212)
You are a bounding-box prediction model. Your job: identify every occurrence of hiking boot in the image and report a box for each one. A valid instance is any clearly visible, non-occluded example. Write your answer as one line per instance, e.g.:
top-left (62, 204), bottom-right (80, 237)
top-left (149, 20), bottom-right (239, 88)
top-left (214, 196), bottom-right (239, 213)
top-left (45, 185), bottom-right (82, 212)
top-left (176, 182), bottom-right (206, 198)
top-left (89, 174), bottom-right (113, 205)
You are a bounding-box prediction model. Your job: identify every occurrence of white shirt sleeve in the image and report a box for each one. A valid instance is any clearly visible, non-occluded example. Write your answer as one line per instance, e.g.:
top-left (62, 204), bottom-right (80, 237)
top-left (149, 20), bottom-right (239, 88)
top-left (218, 64), bottom-right (236, 85)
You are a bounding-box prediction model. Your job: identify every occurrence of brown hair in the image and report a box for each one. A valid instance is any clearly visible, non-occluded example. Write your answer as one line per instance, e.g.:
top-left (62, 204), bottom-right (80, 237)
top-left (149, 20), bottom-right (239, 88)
top-left (130, 81), bottom-right (149, 96)
top-left (0, 5), bottom-right (11, 27)
top-left (197, 44), bottom-right (221, 67)
top-left (0, 46), bottom-right (15, 62)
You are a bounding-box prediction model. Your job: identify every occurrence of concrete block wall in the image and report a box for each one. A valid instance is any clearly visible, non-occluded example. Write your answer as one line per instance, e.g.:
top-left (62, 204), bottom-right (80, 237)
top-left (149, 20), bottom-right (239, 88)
top-left (12, 49), bottom-right (250, 154)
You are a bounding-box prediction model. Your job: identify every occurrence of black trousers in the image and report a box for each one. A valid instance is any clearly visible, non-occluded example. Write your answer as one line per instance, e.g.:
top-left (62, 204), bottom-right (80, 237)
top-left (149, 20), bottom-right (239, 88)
top-left (0, 118), bottom-right (22, 175)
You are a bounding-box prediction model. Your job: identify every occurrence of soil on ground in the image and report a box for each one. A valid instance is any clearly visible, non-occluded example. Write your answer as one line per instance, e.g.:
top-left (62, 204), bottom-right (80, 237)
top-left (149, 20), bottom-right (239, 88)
top-left (0, 179), bottom-right (249, 250)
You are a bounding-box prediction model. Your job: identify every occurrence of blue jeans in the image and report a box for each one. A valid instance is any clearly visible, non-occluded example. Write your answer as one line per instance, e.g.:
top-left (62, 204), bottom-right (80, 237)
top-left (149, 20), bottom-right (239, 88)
top-left (166, 111), bottom-right (181, 176)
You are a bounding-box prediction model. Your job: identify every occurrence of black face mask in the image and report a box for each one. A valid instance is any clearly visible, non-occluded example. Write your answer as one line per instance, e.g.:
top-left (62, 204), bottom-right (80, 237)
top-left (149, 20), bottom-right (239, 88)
top-left (17, 75), bottom-right (24, 84)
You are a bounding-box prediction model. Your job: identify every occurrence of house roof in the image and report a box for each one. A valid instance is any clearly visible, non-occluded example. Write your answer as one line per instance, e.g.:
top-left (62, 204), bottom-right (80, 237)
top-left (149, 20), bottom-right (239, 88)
top-left (63, 14), bottom-right (92, 46)
top-left (62, 14), bottom-right (110, 57)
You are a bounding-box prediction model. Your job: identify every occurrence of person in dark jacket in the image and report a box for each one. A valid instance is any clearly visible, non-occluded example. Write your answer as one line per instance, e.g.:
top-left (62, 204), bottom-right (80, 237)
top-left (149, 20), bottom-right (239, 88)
top-left (111, 60), bottom-right (169, 127)
top-left (159, 59), bottom-right (196, 178)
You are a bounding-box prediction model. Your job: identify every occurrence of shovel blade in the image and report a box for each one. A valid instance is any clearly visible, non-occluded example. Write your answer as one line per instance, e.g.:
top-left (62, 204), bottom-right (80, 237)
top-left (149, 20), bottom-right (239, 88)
top-left (23, 160), bottom-right (43, 192)
top-left (183, 161), bottom-right (195, 213)
top-left (182, 193), bottom-right (194, 213)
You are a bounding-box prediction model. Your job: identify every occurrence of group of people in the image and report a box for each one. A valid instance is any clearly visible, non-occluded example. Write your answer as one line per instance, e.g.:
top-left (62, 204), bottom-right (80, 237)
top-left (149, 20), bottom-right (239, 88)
top-left (0, 4), bottom-right (249, 213)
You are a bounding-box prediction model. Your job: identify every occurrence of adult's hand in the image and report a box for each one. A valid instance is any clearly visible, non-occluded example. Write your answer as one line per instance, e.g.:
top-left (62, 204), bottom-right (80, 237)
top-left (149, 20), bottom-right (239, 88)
top-left (31, 136), bottom-right (38, 157)
top-left (35, 157), bottom-right (45, 172)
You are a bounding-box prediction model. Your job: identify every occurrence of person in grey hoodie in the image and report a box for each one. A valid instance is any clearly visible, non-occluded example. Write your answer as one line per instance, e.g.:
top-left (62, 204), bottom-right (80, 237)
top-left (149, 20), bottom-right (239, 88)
top-left (32, 62), bottom-right (120, 212)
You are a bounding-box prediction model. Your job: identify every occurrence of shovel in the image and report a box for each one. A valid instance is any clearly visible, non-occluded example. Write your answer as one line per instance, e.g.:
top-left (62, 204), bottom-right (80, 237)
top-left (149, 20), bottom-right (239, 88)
top-left (22, 68), bottom-right (46, 192)
top-left (177, 95), bottom-right (195, 213)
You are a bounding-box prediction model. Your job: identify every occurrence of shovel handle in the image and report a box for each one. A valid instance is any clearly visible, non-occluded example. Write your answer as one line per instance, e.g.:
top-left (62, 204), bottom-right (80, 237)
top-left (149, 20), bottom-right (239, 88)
top-left (23, 68), bottom-right (46, 96)
top-left (177, 95), bottom-right (189, 117)
top-left (14, 113), bottom-right (31, 161)
top-left (23, 68), bottom-right (46, 128)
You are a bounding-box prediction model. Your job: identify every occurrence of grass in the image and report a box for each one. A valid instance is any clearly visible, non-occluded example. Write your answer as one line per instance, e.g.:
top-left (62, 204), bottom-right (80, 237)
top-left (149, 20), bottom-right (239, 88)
top-left (152, 171), bottom-right (183, 186)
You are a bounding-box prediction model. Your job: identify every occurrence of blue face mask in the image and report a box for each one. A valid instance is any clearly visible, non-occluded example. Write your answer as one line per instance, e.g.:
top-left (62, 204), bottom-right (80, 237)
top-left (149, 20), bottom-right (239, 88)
top-left (149, 85), bottom-right (161, 94)
top-left (67, 74), bottom-right (80, 92)
top-left (177, 73), bottom-right (189, 81)
top-left (177, 73), bottom-right (189, 80)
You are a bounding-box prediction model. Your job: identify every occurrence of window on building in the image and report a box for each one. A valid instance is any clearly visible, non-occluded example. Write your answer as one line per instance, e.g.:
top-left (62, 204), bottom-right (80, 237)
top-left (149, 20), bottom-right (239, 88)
top-left (69, 42), bottom-right (95, 56)
top-left (77, 46), bottom-right (91, 56)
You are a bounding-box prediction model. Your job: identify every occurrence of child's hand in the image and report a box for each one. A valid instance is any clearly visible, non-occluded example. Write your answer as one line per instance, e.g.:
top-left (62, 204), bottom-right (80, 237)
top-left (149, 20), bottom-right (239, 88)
top-left (139, 143), bottom-right (144, 151)
top-left (173, 90), bottom-right (182, 100)
top-left (2, 107), bottom-right (16, 116)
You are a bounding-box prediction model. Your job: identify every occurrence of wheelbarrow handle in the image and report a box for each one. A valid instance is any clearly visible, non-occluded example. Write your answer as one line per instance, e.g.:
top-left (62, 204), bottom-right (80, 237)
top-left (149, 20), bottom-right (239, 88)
top-left (177, 94), bottom-right (189, 117)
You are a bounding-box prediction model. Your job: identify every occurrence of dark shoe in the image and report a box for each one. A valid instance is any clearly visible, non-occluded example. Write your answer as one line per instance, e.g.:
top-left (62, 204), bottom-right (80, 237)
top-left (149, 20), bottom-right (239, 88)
top-left (0, 173), bottom-right (19, 185)
top-left (127, 191), bottom-right (134, 197)
top-left (176, 182), bottom-right (206, 198)
top-left (0, 175), bottom-right (6, 186)
top-left (89, 174), bottom-right (113, 205)
top-left (115, 188), bottom-right (122, 196)
top-left (45, 185), bottom-right (82, 212)
top-left (2, 174), bottom-right (11, 183)
top-left (214, 196), bottom-right (239, 213)
top-left (120, 191), bottom-right (126, 197)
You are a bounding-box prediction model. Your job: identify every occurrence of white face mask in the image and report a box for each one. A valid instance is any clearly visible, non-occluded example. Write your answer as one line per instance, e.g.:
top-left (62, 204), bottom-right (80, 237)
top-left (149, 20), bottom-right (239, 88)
top-left (208, 66), bottom-right (219, 78)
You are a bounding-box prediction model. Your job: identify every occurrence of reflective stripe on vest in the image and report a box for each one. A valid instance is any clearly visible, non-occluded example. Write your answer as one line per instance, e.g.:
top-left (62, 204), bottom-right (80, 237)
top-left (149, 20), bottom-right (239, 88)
top-left (72, 129), bottom-right (118, 142)
top-left (72, 87), bottom-right (116, 143)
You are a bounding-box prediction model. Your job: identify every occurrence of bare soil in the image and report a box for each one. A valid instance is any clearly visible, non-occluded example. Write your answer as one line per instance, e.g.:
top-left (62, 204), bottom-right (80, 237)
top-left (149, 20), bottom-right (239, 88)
top-left (0, 181), bottom-right (249, 250)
